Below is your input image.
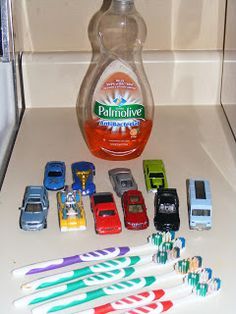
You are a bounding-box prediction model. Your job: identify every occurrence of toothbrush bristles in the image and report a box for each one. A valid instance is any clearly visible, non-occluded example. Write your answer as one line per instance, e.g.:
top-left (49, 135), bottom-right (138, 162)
top-left (148, 231), bottom-right (175, 246)
top-left (185, 267), bottom-right (214, 289)
top-left (151, 235), bottom-right (187, 265)
top-left (152, 240), bottom-right (183, 265)
top-left (199, 268), bottom-right (212, 282)
top-left (173, 237), bottom-right (186, 250)
top-left (207, 278), bottom-right (221, 293)
top-left (189, 256), bottom-right (202, 271)
top-left (175, 256), bottom-right (202, 275)
top-left (153, 251), bottom-right (168, 264)
top-left (161, 241), bottom-right (173, 252)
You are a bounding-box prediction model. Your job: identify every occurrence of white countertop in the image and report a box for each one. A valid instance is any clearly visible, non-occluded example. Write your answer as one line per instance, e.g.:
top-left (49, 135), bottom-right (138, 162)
top-left (1, 105), bottom-right (236, 314)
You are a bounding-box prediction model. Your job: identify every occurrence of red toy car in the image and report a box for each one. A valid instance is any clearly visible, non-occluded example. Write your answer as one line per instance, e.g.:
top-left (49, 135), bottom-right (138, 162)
top-left (90, 192), bottom-right (122, 235)
top-left (122, 190), bottom-right (149, 230)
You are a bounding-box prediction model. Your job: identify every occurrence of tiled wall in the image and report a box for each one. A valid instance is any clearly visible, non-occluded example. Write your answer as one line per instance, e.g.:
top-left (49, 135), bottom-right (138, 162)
top-left (13, 0), bottom-right (226, 52)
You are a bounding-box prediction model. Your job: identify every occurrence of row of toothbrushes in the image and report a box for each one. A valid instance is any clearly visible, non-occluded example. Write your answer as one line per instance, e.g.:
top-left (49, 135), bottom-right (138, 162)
top-left (14, 235), bottom-right (185, 307)
top-left (77, 274), bottom-right (221, 314)
top-left (12, 232), bottom-right (221, 313)
top-left (27, 267), bottom-right (219, 314)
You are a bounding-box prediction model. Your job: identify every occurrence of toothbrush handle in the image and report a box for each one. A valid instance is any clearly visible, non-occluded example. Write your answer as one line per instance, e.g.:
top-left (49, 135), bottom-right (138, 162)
top-left (31, 289), bottom-right (106, 314)
top-left (12, 246), bottom-right (131, 277)
top-left (22, 255), bottom-right (150, 291)
top-left (126, 301), bottom-right (174, 314)
top-left (15, 268), bottom-right (138, 307)
top-left (21, 268), bottom-right (92, 291)
top-left (81, 290), bottom-right (166, 314)
top-left (31, 277), bottom-right (157, 314)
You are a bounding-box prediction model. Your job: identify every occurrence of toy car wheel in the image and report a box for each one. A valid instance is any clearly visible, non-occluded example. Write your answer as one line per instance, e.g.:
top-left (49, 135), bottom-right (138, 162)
top-left (44, 220), bottom-right (47, 229)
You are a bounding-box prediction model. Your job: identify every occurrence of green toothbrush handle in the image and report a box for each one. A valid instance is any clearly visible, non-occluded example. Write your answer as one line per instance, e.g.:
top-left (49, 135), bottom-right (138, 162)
top-left (31, 276), bottom-right (157, 314)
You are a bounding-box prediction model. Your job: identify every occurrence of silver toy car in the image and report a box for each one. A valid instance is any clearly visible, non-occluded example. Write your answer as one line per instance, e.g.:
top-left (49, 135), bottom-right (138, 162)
top-left (108, 168), bottom-right (138, 197)
top-left (19, 186), bottom-right (49, 231)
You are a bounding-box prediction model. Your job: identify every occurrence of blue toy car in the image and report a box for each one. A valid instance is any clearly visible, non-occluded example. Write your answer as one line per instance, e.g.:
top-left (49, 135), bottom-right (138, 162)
top-left (71, 162), bottom-right (96, 196)
top-left (19, 186), bottom-right (49, 231)
top-left (43, 161), bottom-right (66, 190)
top-left (187, 179), bottom-right (212, 230)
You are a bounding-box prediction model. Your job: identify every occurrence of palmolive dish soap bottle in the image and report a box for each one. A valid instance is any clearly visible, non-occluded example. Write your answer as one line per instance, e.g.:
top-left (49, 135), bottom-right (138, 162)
top-left (77, 0), bottom-right (154, 160)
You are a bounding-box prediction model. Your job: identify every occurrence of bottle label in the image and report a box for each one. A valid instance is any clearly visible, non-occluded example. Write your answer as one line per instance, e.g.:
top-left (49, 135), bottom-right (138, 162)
top-left (93, 60), bottom-right (145, 132)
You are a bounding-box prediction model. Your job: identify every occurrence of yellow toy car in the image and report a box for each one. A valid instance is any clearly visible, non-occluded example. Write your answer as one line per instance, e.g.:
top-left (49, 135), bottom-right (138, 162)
top-left (57, 188), bottom-right (86, 232)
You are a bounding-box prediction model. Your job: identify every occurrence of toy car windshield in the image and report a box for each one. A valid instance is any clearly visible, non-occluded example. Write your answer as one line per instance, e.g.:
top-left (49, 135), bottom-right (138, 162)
top-left (128, 204), bottom-right (143, 213)
top-left (120, 179), bottom-right (133, 188)
top-left (99, 210), bottom-right (116, 217)
top-left (129, 195), bottom-right (140, 202)
top-left (192, 209), bottom-right (211, 216)
top-left (93, 194), bottom-right (113, 204)
top-left (25, 203), bottom-right (42, 213)
top-left (48, 170), bottom-right (63, 177)
top-left (28, 197), bottom-right (40, 202)
top-left (159, 203), bottom-right (176, 214)
top-left (149, 173), bottom-right (164, 178)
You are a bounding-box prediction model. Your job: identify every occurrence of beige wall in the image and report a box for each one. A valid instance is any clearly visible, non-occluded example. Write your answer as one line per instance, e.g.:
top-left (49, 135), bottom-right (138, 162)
top-left (13, 0), bottom-right (226, 52)
top-left (22, 51), bottom-right (222, 107)
top-left (224, 0), bottom-right (236, 50)
top-left (221, 0), bottom-right (236, 105)
top-left (221, 0), bottom-right (236, 135)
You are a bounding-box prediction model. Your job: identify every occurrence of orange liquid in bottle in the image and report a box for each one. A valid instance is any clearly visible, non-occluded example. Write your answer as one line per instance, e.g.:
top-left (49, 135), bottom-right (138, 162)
top-left (84, 119), bottom-right (152, 160)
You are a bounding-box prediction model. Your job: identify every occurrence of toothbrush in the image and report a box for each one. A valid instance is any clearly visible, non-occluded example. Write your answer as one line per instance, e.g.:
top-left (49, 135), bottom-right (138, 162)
top-left (125, 277), bottom-right (221, 314)
top-left (25, 261), bottom-right (205, 314)
top-left (12, 232), bottom-right (176, 277)
top-left (126, 300), bottom-right (174, 314)
top-left (21, 256), bottom-right (152, 292)
top-left (74, 287), bottom-right (190, 314)
top-left (14, 244), bottom-right (187, 307)
top-left (75, 269), bottom-right (217, 314)
top-left (21, 238), bottom-right (185, 292)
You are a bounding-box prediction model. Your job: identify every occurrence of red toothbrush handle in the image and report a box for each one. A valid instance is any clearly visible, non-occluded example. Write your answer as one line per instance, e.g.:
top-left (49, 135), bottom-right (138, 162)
top-left (93, 289), bottom-right (166, 313)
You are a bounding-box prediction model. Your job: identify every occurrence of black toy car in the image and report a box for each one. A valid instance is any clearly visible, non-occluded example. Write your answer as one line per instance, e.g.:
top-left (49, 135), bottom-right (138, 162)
top-left (154, 188), bottom-right (180, 231)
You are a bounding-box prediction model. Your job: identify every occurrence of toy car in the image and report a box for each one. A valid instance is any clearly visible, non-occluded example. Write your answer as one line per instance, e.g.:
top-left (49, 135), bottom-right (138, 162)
top-left (108, 168), bottom-right (138, 197)
top-left (57, 188), bottom-right (86, 232)
top-left (71, 162), bottom-right (96, 196)
top-left (19, 186), bottom-right (49, 231)
top-left (90, 192), bottom-right (122, 234)
top-left (187, 179), bottom-right (212, 230)
top-left (43, 161), bottom-right (66, 191)
top-left (143, 160), bottom-right (168, 192)
top-left (122, 190), bottom-right (149, 230)
top-left (154, 188), bottom-right (180, 231)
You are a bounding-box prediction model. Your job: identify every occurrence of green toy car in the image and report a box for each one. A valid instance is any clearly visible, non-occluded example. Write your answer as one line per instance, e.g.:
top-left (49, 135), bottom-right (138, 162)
top-left (143, 160), bottom-right (168, 192)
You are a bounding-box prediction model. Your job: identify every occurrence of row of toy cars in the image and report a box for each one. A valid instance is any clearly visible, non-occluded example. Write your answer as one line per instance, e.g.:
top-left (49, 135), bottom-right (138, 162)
top-left (92, 191), bottom-right (149, 234)
top-left (19, 160), bottom-right (212, 233)
top-left (43, 161), bottom-right (96, 195)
